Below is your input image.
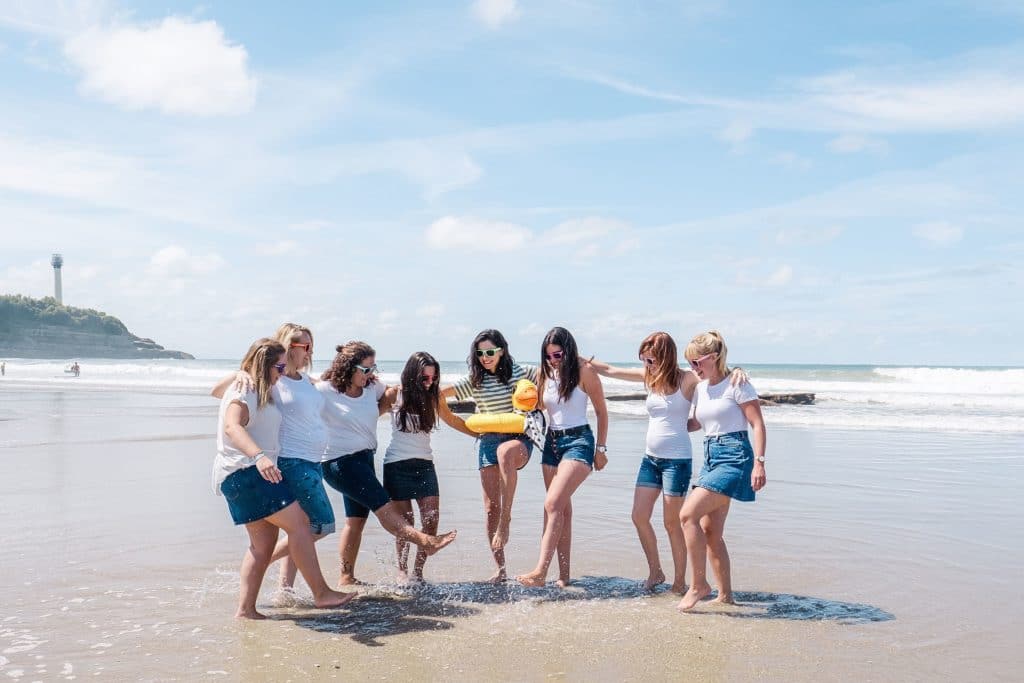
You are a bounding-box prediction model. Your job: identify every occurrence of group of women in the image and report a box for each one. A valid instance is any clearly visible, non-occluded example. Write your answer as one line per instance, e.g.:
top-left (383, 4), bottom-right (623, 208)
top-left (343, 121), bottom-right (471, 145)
top-left (211, 323), bottom-right (766, 619)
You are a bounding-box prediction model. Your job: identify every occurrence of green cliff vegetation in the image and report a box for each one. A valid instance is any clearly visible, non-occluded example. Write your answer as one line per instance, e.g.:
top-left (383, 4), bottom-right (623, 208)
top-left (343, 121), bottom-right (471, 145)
top-left (0, 295), bottom-right (129, 336)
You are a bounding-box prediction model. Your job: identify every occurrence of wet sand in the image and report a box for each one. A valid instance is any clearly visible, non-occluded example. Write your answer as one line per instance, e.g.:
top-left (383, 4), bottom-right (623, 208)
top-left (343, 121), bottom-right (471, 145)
top-left (1, 386), bottom-right (1022, 681)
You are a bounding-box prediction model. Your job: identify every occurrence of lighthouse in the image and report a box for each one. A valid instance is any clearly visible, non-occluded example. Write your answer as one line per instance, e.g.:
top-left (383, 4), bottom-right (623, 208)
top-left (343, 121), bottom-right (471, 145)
top-left (51, 253), bottom-right (63, 305)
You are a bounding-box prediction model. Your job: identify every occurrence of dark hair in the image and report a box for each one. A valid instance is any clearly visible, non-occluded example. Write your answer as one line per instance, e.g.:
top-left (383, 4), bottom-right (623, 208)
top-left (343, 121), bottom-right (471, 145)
top-left (541, 326), bottom-right (580, 403)
top-left (467, 328), bottom-right (513, 388)
top-left (321, 341), bottom-right (375, 392)
top-left (397, 352), bottom-right (441, 433)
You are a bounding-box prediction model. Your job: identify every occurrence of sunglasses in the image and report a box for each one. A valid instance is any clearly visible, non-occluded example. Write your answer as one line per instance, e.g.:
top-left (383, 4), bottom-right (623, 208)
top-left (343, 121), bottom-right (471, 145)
top-left (290, 342), bottom-right (312, 352)
top-left (355, 364), bottom-right (378, 375)
top-left (546, 351), bottom-right (564, 361)
top-left (639, 356), bottom-right (656, 366)
top-left (476, 348), bottom-right (502, 358)
top-left (688, 353), bottom-right (717, 369)
top-left (273, 362), bottom-right (287, 373)
top-left (420, 374), bottom-right (436, 384)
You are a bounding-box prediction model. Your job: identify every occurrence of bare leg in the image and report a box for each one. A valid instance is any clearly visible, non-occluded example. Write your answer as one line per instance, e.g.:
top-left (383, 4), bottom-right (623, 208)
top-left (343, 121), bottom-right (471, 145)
top-left (374, 501), bottom-right (456, 555)
top-left (540, 464), bottom-right (574, 586)
top-left (516, 460), bottom-right (590, 587)
top-left (492, 440), bottom-right (529, 551)
top-left (338, 517), bottom-right (367, 585)
top-left (479, 466), bottom-right (506, 581)
top-left (662, 494), bottom-right (687, 594)
top-left (632, 486), bottom-right (665, 590)
top-left (237, 519), bottom-right (279, 619)
top-left (271, 530), bottom-right (326, 590)
top-left (677, 488), bottom-right (731, 611)
top-left (264, 503), bottom-right (355, 608)
top-left (701, 503), bottom-right (734, 604)
top-left (413, 496), bottom-right (440, 580)
top-left (391, 500), bottom-right (415, 582)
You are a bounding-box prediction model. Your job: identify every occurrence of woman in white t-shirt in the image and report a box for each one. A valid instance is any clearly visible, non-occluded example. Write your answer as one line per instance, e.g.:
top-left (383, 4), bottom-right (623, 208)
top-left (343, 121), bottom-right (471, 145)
top-left (213, 337), bottom-right (353, 618)
top-left (677, 330), bottom-right (766, 612)
top-left (588, 332), bottom-right (747, 594)
top-left (383, 352), bottom-right (477, 583)
top-left (319, 342), bottom-right (458, 585)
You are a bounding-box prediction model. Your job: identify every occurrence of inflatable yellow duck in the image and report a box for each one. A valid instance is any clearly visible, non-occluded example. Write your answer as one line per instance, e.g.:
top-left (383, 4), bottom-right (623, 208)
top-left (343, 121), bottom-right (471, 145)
top-left (464, 379), bottom-right (547, 449)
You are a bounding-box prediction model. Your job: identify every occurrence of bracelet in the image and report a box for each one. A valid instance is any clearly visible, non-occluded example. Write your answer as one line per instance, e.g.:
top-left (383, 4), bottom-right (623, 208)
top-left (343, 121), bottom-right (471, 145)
top-left (251, 451), bottom-right (266, 461)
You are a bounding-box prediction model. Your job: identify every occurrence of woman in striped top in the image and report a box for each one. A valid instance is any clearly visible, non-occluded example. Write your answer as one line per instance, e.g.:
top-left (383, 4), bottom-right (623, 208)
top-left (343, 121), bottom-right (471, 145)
top-left (440, 329), bottom-right (538, 583)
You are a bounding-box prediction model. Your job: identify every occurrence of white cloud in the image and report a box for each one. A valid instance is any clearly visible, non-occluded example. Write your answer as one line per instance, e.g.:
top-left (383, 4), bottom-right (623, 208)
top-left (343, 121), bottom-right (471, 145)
top-left (472, 0), bottom-right (521, 29)
top-left (737, 264), bottom-right (793, 288)
top-left (767, 264), bottom-right (794, 286)
top-left (775, 226), bottom-right (844, 246)
top-left (773, 151), bottom-right (813, 170)
top-left (64, 17), bottom-right (257, 116)
top-left (913, 222), bottom-right (964, 246)
top-left (718, 120), bottom-right (754, 146)
top-left (287, 219), bottom-right (334, 232)
top-left (828, 133), bottom-right (888, 154)
top-left (540, 217), bottom-right (628, 246)
top-left (254, 240), bottom-right (301, 256)
top-left (148, 245), bottom-right (225, 277)
top-left (426, 215), bottom-right (532, 251)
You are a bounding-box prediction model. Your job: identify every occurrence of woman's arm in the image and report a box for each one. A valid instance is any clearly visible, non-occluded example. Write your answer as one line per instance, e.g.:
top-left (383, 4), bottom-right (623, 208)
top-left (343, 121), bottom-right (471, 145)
top-left (438, 393), bottom-right (477, 438)
top-left (223, 401), bottom-right (281, 483)
top-left (740, 400), bottom-right (766, 491)
top-left (211, 371), bottom-right (253, 399)
top-left (378, 385), bottom-right (399, 416)
top-left (580, 364), bottom-right (609, 470)
top-left (585, 356), bottom-right (645, 383)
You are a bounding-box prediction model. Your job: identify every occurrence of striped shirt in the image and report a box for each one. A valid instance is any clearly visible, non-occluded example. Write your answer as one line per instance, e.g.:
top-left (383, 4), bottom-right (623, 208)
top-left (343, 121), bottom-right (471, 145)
top-left (452, 362), bottom-right (539, 414)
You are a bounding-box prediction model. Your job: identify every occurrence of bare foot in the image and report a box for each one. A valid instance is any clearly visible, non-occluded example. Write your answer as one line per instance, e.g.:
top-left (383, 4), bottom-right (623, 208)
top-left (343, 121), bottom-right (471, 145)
top-left (270, 587), bottom-right (301, 608)
top-left (515, 572), bottom-right (546, 588)
top-left (712, 593), bottom-right (735, 605)
top-left (670, 582), bottom-right (688, 595)
top-left (338, 575), bottom-right (363, 587)
top-left (555, 578), bottom-right (571, 589)
top-left (314, 589), bottom-right (357, 609)
top-left (491, 520), bottom-right (510, 551)
top-left (643, 569), bottom-right (666, 591)
top-left (424, 530), bottom-right (457, 556)
top-left (235, 608), bottom-right (267, 620)
top-left (486, 569), bottom-right (507, 584)
top-left (411, 571), bottom-right (425, 583)
top-left (677, 584), bottom-right (713, 612)
top-left (396, 570), bottom-right (410, 585)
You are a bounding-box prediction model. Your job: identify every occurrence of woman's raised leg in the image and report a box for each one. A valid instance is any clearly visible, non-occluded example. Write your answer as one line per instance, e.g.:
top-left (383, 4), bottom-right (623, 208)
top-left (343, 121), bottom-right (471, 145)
top-left (492, 439), bottom-right (529, 550)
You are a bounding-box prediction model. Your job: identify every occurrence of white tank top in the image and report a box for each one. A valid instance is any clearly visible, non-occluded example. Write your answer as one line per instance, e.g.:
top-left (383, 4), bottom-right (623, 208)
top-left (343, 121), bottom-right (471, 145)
top-left (543, 373), bottom-right (589, 429)
top-left (383, 390), bottom-right (434, 464)
top-left (644, 385), bottom-right (693, 459)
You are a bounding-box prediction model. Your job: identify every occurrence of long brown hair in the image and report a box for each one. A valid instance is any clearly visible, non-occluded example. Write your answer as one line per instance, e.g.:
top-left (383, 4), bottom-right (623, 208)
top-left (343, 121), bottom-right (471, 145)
top-left (321, 341), bottom-right (375, 393)
top-left (639, 331), bottom-right (682, 395)
top-left (541, 326), bottom-right (581, 402)
top-left (397, 352), bottom-right (441, 433)
top-left (467, 328), bottom-right (514, 388)
top-left (239, 338), bottom-right (285, 408)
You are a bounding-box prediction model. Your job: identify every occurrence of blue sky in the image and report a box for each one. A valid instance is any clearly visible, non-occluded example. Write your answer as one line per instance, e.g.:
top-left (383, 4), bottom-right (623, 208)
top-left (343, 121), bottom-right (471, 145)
top-left (0, 1), bottom-right (1021, 365)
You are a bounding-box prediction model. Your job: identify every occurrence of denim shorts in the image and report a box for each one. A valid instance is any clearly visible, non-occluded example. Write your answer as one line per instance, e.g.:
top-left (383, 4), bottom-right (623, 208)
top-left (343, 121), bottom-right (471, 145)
top-left (477, 433), bottom-right (533, 470)
top-left (541, 425), bottom-right (595, 469)
top-left (277, 456), bottom-right (336, 535)
top-left (220, 466), bottom-right (296, 526)
top-left (384, 458), bottom-right (440, 501)
top-left (696, 431), bottom-right (756, 502)
top-left (322, 448), bottom-right (391, 519)
top-left (635, 455), bottom-right (692, 497)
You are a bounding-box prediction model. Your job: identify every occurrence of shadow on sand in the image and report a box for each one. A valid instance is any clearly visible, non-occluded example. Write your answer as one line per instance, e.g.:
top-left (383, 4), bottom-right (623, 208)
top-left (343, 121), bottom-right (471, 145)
top-left (276, 577), bottom-right (892, 645)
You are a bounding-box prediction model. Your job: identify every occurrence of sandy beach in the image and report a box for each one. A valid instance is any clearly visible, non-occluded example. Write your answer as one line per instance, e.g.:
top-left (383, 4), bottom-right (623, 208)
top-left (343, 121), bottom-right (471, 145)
top-left (1, 382), bottom-right (1022, 681)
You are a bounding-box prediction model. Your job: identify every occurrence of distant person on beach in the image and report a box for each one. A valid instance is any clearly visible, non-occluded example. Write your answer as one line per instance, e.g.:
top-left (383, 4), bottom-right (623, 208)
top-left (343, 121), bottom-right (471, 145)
top-left (318, 341), bottom-right (458, 585)
top-left (1, 361), bottom-right (5, 376)
top-left (212, 337), bottom-right (354, 618)
top-left (72, 362), bottom-right (80, 377)
top-left (677, 330), bottom-right (766, 611)
top-left (516, 327), bottom-right (608, 588)
top-left (440, 329), bottom-right (538, 583)
top-left (383, 352), bottom-right (477, 583)
top-left (587, 332), bottom-right (747, 594)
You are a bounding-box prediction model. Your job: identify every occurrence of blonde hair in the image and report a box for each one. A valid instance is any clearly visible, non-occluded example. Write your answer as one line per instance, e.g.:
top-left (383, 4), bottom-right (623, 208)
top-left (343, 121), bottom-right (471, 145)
top-left (275, 322), bottom-right (314, 372)
top-left (239, 338), bottom-right (286, 408)
top-left (684, 330), bottom-right (730, 378)
top-left (638, 331), bottom-right (681, 395)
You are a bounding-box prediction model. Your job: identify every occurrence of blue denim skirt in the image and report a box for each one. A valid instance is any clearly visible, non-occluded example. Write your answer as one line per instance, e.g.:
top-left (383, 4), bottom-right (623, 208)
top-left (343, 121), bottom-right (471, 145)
top-left (220, 465), bottom-right (296, 525)
top-left (477, 433), bottom-right (533, 470)
top-left (384, 458), bottom-right (440, 501)
top-left (541, 425), bottom-right (595, 469)
top-left (322, 448), bottom-right (391, 519)
top-left (696, 431), bottom-right (756, 502)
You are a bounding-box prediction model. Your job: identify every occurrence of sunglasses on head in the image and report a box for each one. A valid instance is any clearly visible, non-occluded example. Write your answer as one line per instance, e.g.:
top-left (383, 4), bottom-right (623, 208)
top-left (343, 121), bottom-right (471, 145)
top-left (688, 352), bottom-right (716, 369)
top-left (546, 351), bottom-right (564, 361)
top-left (273, 362), bottom-right (287, 373)
top-left (290, 342), bottom-right (311, 352)
top-left (476, 348), bottom-right (502, 358)
top-left (355, 364), bottom-right (377, 375)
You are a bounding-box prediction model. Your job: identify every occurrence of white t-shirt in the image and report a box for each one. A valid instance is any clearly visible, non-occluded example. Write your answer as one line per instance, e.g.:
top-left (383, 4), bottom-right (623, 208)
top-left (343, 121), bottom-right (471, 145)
top-left (272, 373), bottom-right (328, 462)
top-left (543, 373), bottom-right (590, 430)
top-left (644, 385), bottom-right (693, 459)
top-left (212, 387), bottom-right (282, 493)
top-left (319, 379), bottom-right (386, 458)
top-left (383, 389), bottom-right (434, 464)
top-left (693, 377), bottom-right (758, 436)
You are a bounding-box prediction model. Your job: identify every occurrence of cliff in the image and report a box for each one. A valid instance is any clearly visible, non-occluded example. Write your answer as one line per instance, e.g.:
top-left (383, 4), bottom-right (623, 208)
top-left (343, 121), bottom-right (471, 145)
top-left (0, 295), bottom-right (194, 359)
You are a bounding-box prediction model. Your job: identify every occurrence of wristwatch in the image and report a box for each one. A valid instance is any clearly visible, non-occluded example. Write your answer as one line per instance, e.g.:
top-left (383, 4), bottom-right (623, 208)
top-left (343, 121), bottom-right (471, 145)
top-left (755, 455), bottom-right (765, 463)
top-left (596, 445), bottom-right (607, 454)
